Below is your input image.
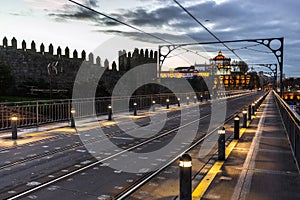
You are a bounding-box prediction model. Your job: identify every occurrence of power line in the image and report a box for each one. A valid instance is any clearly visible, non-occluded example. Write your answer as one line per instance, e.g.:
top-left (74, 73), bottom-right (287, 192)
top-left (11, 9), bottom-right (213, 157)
top-left (67, 0), bottom-right (210, 60)
top-left (172, 0), bottom-right (244, 61)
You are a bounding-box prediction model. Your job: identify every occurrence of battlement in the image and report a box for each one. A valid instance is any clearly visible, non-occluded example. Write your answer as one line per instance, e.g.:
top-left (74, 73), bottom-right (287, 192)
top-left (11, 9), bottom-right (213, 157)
top-left (0, 36), bottom-right (158, 97)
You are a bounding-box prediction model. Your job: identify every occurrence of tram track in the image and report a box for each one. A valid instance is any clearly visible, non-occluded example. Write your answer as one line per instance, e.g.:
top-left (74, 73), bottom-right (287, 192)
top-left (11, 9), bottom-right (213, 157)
top-left (5, 92), bottom-right (264, 200)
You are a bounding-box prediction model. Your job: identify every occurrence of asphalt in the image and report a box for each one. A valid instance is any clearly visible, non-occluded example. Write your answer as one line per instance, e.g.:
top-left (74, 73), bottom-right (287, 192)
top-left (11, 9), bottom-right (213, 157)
top-left (201, 92), bottom-right (300, 200)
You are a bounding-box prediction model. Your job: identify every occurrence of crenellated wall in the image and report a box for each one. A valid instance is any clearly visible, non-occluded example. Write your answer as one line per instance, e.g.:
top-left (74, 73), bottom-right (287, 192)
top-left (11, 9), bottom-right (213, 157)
top-left (0, 37), bottom-right (158, 97)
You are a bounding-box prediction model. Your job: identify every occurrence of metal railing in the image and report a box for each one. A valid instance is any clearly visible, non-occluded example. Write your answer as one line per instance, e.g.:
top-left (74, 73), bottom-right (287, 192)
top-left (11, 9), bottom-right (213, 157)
top-left (274, 91), bottom-right (300, 167)
top-left (0, 90), bottom-right (251, 131)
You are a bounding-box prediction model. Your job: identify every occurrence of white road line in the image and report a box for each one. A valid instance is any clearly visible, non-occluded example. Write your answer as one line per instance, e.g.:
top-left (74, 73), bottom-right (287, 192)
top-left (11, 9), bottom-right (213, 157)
top-left (231, 94), bottom-right (270, 200)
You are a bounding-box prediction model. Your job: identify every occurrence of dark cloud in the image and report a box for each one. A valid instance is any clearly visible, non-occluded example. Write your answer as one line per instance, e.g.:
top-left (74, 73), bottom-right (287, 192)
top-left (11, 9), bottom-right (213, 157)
top-left (46, 0), bottom-right (300, 76)
top-left (48, 0), bottom-right (100, 21)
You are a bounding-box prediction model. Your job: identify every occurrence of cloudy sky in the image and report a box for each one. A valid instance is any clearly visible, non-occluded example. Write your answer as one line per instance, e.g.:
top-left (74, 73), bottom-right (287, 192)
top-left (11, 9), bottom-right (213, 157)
top-left (0, 0), bottom-right (299, 76)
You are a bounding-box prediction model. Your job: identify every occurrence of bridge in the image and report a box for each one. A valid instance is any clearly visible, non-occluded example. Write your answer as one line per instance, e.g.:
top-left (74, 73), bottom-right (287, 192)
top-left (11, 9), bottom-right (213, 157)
top-left (0, 90), bottom-right (299, 199)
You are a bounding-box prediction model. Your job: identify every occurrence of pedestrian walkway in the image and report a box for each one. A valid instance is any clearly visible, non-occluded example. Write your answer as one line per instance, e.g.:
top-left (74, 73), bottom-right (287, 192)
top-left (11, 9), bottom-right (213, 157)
top-left (194, 92), bottom-right (300, 200)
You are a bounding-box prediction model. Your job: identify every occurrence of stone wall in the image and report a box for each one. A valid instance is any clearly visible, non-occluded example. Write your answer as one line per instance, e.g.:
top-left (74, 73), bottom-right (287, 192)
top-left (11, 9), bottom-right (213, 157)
top-left (0, 37), bottom-right (157, 97)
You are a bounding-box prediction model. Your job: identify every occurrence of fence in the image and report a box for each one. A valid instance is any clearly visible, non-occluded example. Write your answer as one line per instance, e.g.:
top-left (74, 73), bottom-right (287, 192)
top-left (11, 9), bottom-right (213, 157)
top-left (0, 90), bottom-right (250, 131)
top-left (274, 91), bottom-right (300, 167)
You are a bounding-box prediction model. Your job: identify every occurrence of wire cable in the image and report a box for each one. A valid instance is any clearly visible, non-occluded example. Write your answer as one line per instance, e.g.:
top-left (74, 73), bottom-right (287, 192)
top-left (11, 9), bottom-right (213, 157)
top-left (68, 0), bottom-right (210, 61)
top-left (172, 0), bottom-right (244, 61)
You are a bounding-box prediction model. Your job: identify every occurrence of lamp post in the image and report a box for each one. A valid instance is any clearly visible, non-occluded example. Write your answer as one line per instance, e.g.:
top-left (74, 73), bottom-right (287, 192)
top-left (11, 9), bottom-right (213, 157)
top-left (166, 99), bottom-right (170, 109)
top-left (70, 108), bottom-right (76, 128)
top-left (242, 110), bottom-right (247, 128)
top-left (200, 94), bottom-right (203, 102)
top-left (177, 98), bottom-right (181, 107)
top-left (218, 127), bottom-right (226, 161)
top-left (152, 100), bottom-right (156, 112)
top-left (248, 104), bottom-right (252, 120)
top-left (133, 102), bottom-right (137, 116)
top-left (252, 103), bottom-right (255, 116)
top-left (11, 115), bottom-right (18, 140)
top-left (194, 96), bottom-right (197, 103)
top-left (186, 96), bottom-right (189, 105)
top-left (234, 115), bottom-right (240, 140)
top-left (179, 154), bottom-right (192, 200)
top-left (108, 105), bottom-right (112, 121)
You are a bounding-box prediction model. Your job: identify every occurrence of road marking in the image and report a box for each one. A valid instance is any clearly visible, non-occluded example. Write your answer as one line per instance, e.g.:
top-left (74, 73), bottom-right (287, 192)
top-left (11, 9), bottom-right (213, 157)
top-left (192, 120), bottom-right (250, 199)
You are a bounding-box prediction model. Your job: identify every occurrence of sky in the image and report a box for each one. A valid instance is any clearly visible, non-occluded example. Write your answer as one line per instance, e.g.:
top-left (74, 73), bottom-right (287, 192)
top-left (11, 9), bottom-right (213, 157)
top-left (0, 0), bottom-right (299, 77)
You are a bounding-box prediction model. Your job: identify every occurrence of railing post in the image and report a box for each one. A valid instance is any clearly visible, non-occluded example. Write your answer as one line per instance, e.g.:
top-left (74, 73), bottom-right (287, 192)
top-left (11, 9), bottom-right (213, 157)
top-left (36, 101), bottom-right (39, 126)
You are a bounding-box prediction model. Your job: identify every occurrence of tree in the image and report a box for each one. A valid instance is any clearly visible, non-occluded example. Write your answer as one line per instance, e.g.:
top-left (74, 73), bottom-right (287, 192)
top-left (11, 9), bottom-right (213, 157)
top-left (0, 61), bottom-right (15, 95)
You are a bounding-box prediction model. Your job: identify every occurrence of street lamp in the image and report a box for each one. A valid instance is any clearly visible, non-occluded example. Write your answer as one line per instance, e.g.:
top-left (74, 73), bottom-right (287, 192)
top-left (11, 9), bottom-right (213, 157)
top-left (179, 154), bottom-right (192, 200)
top-left (11, 115), bottom-right (18, 140)
top-left (177, 98), bottom-right (181, 107)
top-left (218, 127), bottom-right (226, 161)
top-left (133, 102), bottom-right (137, 116)
top-left (108, 105), bottom-right (112, 121)
top-left (152, 100), bottom-right (156, 112)
top-left (242, 110), bottom-right (247, 128)
top-left (234, 115), bottom-right (240, 139)
top-left (70, 108), bottom-right (76, 128)
top-left (166, 98), bottom-right (170, 109)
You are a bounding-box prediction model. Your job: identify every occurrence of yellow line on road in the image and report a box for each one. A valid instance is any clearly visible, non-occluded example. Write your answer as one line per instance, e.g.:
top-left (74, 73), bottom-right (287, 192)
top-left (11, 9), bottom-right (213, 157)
top-left (192, 124), bottom-right (248, 199)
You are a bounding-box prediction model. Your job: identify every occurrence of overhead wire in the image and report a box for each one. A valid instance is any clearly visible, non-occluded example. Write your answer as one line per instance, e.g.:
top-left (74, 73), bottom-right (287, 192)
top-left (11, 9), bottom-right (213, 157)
top-left (172, 0), bottom-right (245, 62)
top-left (67, 0), bottom-right (211, 61)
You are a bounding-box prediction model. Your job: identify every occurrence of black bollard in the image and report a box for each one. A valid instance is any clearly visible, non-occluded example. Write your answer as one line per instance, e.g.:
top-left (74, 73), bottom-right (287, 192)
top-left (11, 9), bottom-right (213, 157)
top-left (186, 97), bottom-right (189, 105)
top-left (242, 110), bottom-right (247, 128)
top-left (177, 98), bottom-right (181, 107)
top-left (234, 115), bottom-right (240, 139)
top-left (11, 115), bottom-right (18, 140)
top-left (152, 100), bottom-right (156, 112)
top-left (179, 154), bottom-right (192, 200)
top-left (194, 96), bottom-right (197, 103)
top-left (108, 105), bottom-right (112, 121)
top-left (218, 127), bottom-right (226, 161)
top-left (200, 95), bottom-right (203, 102)
top-left (133, 102), bottom-right (137, 116)
top-left (166, 99), bottom-right (170, 109)
top-left (248, 104), bottom-right (252, 120)
top-left (70, 108), bottom-right (76, 128)
top-left (252, 103), bottom-right (255, 116)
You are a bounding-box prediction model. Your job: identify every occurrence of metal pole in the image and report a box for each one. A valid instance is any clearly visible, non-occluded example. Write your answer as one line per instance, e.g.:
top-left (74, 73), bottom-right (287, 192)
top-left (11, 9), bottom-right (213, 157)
top-left (166, 99), bottom-right (170, 109)
top-left (177, 98), bottom-right (180, 107)
top-left (218, 127), bottom-right (226, 161)
top-left (242, 110), bottom-right (247, 128)
top-left (186, 97), bottom-right (189, 105)
top-left (252, 103), bottom-right (255, 116)
top-left (179, 154), bottom-right (192, 200)
top-left (108, 105), bottom-right (112, 121)
top-left (70, 108), bottom-right (76, 128)
top-left (152, 100), bottom-right (156, 112)
top-left (11, 116), bottom-right (18, 140)
top-left (234, 116), bottom-right (240, 140)
top-left (248, 105), bottom-right (252, 120)
top-left (133, 103), bottom-right (137, 116)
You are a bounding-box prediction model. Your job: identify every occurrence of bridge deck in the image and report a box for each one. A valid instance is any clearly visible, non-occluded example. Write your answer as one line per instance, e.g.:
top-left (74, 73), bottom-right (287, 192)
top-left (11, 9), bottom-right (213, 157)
top-left (199, 92), bottom-right (300, 200)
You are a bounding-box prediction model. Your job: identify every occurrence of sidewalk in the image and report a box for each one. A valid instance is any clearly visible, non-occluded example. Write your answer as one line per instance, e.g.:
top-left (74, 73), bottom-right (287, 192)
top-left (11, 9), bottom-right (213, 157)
top-left (197, 92), bottom-right (300, 200)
